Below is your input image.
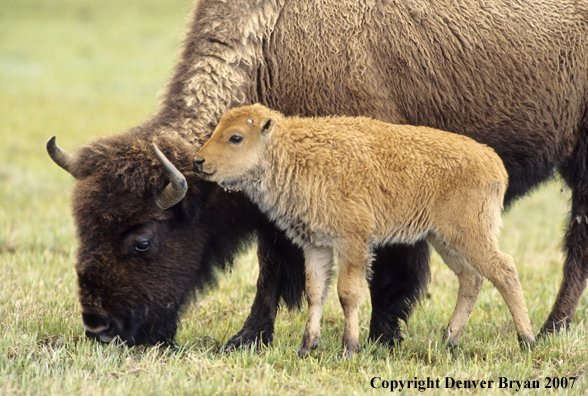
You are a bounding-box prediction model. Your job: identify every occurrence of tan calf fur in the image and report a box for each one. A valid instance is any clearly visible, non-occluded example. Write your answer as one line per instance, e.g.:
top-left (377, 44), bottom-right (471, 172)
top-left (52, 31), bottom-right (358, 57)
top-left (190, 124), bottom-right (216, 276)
top-left (194, 104), bottom-right (535, 357)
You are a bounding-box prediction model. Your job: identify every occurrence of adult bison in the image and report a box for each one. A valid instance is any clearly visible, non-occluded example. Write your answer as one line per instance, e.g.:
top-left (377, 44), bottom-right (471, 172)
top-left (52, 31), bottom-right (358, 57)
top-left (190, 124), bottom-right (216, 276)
top-left (49, 0), bottom-right (588, 347)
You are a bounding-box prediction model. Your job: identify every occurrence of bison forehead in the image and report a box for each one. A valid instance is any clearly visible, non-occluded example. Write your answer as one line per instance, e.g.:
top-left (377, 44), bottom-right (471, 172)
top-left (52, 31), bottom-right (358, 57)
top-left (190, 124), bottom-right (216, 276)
top-left (69, 133), bottom-right (206, 229)
top-left (72, 131), bottom-right (196, 182)
top-left (72, 175), bottom-right (169, 228)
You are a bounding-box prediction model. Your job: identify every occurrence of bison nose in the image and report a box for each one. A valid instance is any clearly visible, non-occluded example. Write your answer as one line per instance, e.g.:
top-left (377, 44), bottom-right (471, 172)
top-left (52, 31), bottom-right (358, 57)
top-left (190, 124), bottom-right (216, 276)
top-left (193, 158), bottom-right (205, 172)
top-left (82, 312), bottom-right (109, 332)
top-left (82, 312), bottom-right (115, 343)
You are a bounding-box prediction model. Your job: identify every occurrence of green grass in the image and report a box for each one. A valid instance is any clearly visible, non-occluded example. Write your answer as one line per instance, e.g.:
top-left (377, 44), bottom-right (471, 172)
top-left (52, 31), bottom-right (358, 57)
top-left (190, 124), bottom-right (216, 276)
top-left (1, 0), bottom-right (587, 394)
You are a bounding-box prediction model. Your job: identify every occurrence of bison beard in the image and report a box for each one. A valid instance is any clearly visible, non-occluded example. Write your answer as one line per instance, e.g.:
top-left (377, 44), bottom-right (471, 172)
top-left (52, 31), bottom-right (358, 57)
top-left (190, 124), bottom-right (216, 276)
top-left (48, 0), bottom-right (588, 348)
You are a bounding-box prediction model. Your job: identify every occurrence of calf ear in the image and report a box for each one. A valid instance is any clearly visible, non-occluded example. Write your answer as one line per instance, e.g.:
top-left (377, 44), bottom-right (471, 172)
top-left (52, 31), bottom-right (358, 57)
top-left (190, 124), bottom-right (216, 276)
top-left (260, 117), bottom-right (276, 136)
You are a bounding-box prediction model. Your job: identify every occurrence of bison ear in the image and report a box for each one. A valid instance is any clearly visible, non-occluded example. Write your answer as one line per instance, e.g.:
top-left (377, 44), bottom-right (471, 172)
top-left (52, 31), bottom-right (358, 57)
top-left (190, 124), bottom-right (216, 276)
top-left (260, 117), bottom-right (276, 136)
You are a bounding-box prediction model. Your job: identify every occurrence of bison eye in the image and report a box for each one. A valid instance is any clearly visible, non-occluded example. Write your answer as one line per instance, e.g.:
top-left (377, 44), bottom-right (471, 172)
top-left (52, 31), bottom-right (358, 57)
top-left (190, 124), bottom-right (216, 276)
top-left (123, 225), bottom-right (156, 255)
top-left (134, 240), bottom-right (151, 252)
top-left (229, 135), bottom-right (243, 144)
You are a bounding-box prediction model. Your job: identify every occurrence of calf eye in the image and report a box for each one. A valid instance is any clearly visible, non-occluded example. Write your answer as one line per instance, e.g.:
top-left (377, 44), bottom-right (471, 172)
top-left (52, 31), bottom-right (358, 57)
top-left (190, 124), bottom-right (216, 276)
top-left (229, 135), bottom-right (243, 144)
top-left (134, 240), bottom-right (151, 252)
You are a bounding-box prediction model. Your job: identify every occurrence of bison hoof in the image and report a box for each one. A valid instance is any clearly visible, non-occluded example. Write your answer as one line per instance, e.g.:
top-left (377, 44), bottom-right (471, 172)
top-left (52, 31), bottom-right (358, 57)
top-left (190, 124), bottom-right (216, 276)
top-left (221, 330), bottom-right (272, 353)
top-left (537, 318), bottom-right (569, 340)
top-left (367, 329), bottom-right (404, 348)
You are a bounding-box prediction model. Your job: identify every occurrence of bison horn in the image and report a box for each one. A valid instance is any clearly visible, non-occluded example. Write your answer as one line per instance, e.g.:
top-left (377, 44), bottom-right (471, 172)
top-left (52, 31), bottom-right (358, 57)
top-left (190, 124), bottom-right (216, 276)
top-left (152, 143), bottom-right (188, 210)
top-left (46, 136), bottom-right (76, 176)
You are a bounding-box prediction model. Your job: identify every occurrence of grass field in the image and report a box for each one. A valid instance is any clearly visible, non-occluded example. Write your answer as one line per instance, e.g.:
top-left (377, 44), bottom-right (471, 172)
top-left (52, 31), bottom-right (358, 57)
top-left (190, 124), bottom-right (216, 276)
top-left (1, 1), bottom-right (587, 394)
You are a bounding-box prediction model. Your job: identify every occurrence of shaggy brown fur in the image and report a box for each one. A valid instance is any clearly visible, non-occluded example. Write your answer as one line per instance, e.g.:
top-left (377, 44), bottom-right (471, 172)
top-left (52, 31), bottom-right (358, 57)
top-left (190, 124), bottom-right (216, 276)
top-left (195, 104), bottom-right (535, 357)
top-left (49, 0), bottom-right (588, 347)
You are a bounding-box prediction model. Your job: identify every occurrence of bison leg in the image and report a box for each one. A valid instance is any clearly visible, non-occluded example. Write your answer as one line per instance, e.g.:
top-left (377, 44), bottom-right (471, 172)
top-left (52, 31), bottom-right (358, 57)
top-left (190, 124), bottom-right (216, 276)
top-left (540, 191), bottom-right (588, 336)
top-left (222, 224), bottom-right (305, 351)
top-left (368, 241), bottom-right (430, 346)
top-left (428, 236), bottom-right (484, 349)
top-left (544, 141), bottom-right (588, 336)
top-left (298, 246), bottom-right (334, 357)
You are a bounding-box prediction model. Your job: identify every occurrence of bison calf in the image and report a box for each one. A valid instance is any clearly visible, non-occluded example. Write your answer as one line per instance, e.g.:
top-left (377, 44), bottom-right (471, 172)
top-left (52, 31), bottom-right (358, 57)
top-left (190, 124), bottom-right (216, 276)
top-left (193, 104), bottom-right (534, 357)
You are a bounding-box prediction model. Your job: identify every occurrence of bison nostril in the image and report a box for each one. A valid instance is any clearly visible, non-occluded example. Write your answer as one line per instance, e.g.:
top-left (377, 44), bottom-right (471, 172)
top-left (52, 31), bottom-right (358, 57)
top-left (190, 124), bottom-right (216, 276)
top-left (193, 158), bottom-right (205, 172)
top-left (82, 312), bottom-right (110, 333)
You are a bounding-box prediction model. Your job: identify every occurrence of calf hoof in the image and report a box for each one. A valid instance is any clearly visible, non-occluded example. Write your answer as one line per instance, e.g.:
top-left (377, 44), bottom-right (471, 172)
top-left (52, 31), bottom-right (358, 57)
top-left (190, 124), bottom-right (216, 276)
top-left (298, 332), bottom-right (319, 357)
top-left (341, 346), bottom-right (361, 360)
top-left (518, 335), bottom-right (536, 351)
top-left (443, 328), bottom-right (460, 351)
top-left (297, 345), bottom-right (317, 358)
top-left (445, 339), bottom-right (459, 351)
top-left (342, 340), bottom-right (361, 359)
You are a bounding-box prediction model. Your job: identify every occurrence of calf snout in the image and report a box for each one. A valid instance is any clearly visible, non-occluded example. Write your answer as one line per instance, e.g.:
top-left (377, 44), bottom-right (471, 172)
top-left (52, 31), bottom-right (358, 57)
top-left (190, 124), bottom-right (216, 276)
top-left (193, 158), bottom-right (205, 173)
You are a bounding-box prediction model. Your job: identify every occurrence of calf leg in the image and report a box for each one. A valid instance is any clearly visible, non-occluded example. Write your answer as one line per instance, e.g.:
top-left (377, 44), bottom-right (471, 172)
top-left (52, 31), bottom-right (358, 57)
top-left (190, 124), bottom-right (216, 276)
top-left (428, 236), bottom-right (484, 349)
top-left (456, 236), bottom-right (535, 347)
top-left (298, 246), bottom-right (334, 357)
top-left (223, 224), bottom-right (428, 352)
top-left (337, 241), bottom-right (370, 358)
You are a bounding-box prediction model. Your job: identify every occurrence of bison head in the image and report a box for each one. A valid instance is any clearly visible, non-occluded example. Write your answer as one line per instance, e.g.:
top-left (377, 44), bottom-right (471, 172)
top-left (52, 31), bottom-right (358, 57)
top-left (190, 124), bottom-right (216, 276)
top-left (47, 131), bottom-right (256, 346)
